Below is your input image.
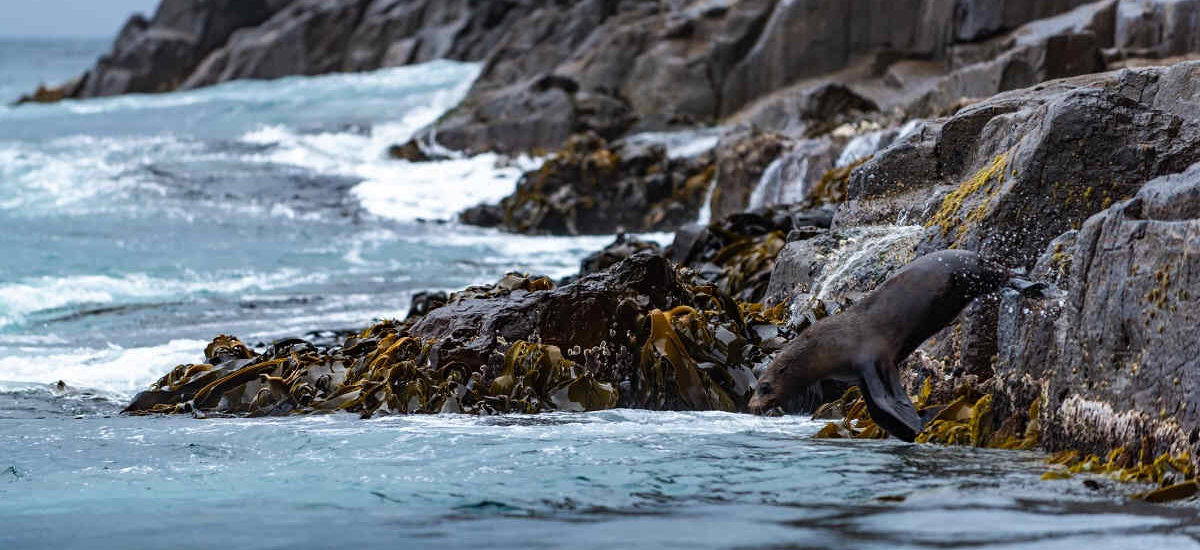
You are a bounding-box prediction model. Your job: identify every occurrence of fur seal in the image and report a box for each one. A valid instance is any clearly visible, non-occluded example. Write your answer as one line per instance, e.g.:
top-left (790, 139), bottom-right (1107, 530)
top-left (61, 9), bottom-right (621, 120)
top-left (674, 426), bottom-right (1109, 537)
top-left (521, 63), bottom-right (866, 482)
top-left (748, 250), bottom-right (1043, 441)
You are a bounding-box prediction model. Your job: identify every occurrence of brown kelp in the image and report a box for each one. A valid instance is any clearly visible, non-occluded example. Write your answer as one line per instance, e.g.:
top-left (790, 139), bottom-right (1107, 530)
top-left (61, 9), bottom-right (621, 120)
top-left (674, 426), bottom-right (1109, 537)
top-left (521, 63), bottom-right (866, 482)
top-left (126, 253), bottom-right (784, 418)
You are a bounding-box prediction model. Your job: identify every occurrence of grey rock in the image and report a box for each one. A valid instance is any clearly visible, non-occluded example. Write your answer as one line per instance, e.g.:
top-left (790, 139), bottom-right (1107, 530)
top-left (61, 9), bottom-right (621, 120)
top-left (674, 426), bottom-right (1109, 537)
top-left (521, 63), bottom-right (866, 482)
top-left (839, 61), bottom-right (1200, 268)
top-left (999, 161), bottom-right (1200, 458)
top-left (707, 130), bottom-right (793, 222)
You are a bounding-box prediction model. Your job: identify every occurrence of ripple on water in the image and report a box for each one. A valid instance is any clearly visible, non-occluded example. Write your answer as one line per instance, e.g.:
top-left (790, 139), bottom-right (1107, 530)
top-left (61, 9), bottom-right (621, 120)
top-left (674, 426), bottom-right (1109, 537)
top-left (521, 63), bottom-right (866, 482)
top-left (0, 412), bottom-right (1197, 550)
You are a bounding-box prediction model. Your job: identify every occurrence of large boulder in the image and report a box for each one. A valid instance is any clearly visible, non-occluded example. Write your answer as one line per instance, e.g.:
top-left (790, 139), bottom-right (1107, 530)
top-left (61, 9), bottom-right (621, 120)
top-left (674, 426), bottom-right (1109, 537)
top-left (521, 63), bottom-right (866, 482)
top-left (997, 162), bottom-right (1200, 461)
top-left (126, 253), bottom-right (780, 416)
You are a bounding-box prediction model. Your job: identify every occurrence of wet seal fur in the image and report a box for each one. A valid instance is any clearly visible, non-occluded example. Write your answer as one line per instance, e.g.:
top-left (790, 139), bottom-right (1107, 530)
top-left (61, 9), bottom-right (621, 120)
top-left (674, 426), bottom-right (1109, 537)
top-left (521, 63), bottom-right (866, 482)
top-left (748, 250), bottom-right (1044, 441)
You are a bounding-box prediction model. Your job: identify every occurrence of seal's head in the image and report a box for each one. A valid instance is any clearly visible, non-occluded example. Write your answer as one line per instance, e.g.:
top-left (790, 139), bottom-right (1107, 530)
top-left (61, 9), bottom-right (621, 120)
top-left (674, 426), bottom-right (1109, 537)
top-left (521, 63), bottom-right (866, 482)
top-left (748, 340), bottom-right (812, 415)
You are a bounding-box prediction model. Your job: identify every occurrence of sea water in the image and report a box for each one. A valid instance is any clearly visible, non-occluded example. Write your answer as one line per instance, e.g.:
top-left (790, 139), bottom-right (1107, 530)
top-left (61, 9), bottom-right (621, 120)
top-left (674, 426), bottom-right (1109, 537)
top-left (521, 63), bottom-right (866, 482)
top-left (0, 38), bottom-right (1197, 549)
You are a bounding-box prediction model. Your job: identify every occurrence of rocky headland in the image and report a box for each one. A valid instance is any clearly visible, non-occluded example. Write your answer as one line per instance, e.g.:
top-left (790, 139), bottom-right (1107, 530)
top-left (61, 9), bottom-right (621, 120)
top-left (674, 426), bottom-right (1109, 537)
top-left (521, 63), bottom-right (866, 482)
top-left (45, 0), bottom-right (1200, 500)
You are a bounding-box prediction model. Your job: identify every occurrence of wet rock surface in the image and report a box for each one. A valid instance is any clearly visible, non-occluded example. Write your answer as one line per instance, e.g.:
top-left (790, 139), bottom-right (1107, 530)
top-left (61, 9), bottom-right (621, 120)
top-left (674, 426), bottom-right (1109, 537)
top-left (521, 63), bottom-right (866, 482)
top-left (127, 253), bottom-right (781, 417)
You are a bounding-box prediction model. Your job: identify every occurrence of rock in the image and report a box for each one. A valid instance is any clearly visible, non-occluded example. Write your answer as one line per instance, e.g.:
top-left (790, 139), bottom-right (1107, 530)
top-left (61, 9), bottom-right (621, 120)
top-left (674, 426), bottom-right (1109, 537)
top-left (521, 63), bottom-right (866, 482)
top-left (840, 61), bottom-right (1200, 268)
top-left (459, 132), bottom-right (714, 235)
top-left (127, 251), bottom-right (785, 416)
top-left (578, 234), bottom-right (662, 277)
top-left (675, 203), bottom-right (837, 303)
top-left (763, 225), bottom-right (923, 313)
top-left (954, 0), bottom-right (1099, 42)
top-left (69, 0), bottom-right (288, 98)
top-left (406, 291), bottom-right (448, 320)
top-left (998, 162), bottom-right (1200, 460)
top-left (183, 0), bottom-right (368, 86)
top-left (707, 130), bottom-right (793, 222)
top-left (387, 139), bottom-right (448, 162)
top-left (1115, 0), bottom-right (1200, 59)
top-left (746, 138), bottom-right (839, 212)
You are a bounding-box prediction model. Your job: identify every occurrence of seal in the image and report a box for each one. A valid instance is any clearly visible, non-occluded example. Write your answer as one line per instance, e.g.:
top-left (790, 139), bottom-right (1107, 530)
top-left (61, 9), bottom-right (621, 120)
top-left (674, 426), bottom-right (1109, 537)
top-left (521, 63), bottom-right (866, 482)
top-left (747, 250), bottom-right (1043, 441)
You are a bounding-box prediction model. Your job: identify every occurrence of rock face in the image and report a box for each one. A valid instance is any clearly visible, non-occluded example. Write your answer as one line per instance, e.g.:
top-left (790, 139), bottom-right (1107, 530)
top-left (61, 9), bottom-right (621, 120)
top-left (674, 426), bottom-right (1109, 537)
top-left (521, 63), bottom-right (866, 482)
top-left (997, 162), bottom-right (1200, 460)
top-left (841, 62), bottom-right (1200, 267)
top-left (77, 0), bottom-right (290, 97)
top-left (766, 60), bottom-right (1200, 461)
top-left (459, 132), bottom-right (714, 235)
top-left (26, 0), bottom-right (1200, 159)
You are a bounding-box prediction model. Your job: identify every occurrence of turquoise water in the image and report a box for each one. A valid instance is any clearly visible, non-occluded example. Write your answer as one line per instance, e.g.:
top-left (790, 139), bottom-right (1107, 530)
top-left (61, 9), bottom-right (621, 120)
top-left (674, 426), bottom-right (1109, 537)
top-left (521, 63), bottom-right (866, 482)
top-left (0, 39), bottom-right (1198, 549)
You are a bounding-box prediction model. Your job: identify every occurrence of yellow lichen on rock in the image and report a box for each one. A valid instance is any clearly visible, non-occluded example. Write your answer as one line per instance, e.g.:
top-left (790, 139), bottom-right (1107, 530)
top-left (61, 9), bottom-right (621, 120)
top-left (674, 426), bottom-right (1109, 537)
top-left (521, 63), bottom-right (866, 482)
top-left (927, 153), bottom-right (1008, 238)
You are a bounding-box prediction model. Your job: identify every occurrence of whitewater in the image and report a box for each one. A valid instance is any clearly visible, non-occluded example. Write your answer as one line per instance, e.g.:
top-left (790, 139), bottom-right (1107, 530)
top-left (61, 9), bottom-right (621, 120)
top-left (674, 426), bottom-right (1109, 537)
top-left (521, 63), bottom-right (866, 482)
top-left (2, 38), bottom-right (1198, 550)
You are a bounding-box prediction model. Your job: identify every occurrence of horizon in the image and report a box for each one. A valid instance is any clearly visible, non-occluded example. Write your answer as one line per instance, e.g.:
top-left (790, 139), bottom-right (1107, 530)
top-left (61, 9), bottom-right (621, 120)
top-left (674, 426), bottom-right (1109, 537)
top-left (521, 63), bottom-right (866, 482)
top-left (1, 0), bottom-right (159, 39)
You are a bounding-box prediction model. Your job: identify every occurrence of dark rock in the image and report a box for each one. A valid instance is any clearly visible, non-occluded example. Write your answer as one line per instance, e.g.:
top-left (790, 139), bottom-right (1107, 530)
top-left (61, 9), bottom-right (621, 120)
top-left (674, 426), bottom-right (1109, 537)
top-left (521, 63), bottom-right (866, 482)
top-left (459, 132), bottom-right (714, 235)
top-left (579, 234), bottom-right (662, 277)
top-left (1115, 0), bottom-right (1200, 59)
top-left (69, 0), bottom-right (288, 99)
top-left (406, 291), bottom-right (448, 320)
top-left (763, 225), bottom-right (923, 311)
top-left (183, 0), bottom-right (369, 87)
top-left (412, 254), bottom-right (684, 368)
top-left (387, 139), bottom-right (448, 162)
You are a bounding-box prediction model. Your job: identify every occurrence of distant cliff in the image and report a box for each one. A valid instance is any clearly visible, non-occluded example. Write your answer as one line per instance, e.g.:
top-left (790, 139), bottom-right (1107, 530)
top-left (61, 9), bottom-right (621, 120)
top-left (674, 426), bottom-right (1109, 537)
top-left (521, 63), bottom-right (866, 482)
top-left (21, 1), bottom-right (1200, 155)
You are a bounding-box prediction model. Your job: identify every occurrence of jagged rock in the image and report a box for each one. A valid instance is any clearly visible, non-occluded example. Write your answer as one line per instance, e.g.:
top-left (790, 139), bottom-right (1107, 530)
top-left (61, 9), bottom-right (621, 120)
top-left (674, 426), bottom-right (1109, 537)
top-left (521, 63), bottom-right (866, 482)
top-left (386, 139), bottom-right (447, 162)
top-left (839, 61), bottom-right (1200, 268)
top-left (411, 254), bottom-right (688, 369)
top-left (406, 291), bottom-right (447, 320)
top-left (77, 0), bottom-right (289, 98)
top-left (459, 132), bottom-right (714, 235)
top-left (763, 225), bottom-right (923, 313)
top-left (745, 137), bottom-right (839, 212)
top-left (126, 251), bottom-right (787, 416)
top-left (674, 204), bottom-right (835, 303)
top-left (182, 0), bottom-right (368, 87)
top-left (997, 162), bottom-right (1200, 460)
top-left (1115, 0), bottom-right (1200, 59)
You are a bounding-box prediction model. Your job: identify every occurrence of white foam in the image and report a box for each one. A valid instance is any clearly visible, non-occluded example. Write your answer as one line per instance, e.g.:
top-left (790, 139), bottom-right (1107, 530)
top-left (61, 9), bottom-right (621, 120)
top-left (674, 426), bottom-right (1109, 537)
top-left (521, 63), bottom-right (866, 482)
top-left (351, 153), bottom-right (540, 221)
top-left (0, 134), bottom-right (194, 213)
top-left (0, 339), bottom-right (208, 397)
top-left (0, 269), bottom-right (331, 329)
top-left (1, 61), bottom-right (482, 119)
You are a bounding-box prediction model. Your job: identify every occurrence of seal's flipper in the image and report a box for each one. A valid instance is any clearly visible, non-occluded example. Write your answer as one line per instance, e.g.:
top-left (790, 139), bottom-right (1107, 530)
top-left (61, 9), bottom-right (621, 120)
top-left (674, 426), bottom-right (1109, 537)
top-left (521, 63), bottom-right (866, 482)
top-left (857, 360), bottom-right (922, 442)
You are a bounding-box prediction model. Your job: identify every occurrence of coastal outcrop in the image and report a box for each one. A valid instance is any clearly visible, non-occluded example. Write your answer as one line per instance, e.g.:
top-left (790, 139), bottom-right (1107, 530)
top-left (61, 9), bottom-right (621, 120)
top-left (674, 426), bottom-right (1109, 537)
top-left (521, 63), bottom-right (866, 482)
top-left (125, 253), bottom-right (782, 416)
top-left (459, 132), bottom-right (714, 235)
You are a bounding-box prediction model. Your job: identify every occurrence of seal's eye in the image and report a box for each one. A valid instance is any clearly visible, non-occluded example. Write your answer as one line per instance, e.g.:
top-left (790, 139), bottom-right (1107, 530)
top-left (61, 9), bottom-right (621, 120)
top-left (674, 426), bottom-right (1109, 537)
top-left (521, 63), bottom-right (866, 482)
top-left (758, 381), bottom-right (773, 396)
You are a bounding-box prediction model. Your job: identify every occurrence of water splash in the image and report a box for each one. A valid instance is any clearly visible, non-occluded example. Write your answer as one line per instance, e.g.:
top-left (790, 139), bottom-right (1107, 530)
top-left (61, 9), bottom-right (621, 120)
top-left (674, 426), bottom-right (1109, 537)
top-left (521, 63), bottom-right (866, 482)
top-left (789, 225), bottom-right (924, 323)
top-left (748, 154), bottom-right (810, 210)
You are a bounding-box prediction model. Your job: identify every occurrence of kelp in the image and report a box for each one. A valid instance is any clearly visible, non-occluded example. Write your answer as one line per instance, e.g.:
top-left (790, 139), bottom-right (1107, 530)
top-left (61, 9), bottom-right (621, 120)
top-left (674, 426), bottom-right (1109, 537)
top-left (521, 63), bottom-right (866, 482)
top-left (815, 381), bottom-right (1198, 502)
top-left (128, 259), bottom-right (778, 419)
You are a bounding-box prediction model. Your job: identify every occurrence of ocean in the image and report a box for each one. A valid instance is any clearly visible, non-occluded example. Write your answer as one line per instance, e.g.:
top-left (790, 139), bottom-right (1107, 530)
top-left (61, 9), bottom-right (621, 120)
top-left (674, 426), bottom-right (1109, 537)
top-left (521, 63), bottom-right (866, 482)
top-left (1, 38), bottom-right (1197, 549)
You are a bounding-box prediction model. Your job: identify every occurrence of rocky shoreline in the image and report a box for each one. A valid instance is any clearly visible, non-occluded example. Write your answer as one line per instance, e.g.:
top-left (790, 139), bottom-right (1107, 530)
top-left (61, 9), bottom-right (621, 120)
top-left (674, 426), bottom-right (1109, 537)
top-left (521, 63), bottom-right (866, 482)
top-left (36, 0), bottom-right (1200, 501)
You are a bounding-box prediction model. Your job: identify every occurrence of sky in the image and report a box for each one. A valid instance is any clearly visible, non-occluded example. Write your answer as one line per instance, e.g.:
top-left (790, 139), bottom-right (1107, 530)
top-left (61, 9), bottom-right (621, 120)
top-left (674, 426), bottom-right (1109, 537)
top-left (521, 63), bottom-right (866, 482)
top-left (1, 0), bottom-right (161, 38)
